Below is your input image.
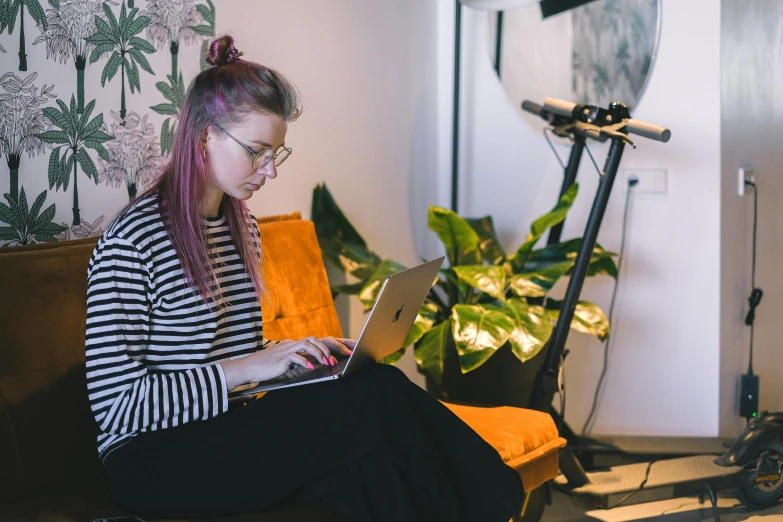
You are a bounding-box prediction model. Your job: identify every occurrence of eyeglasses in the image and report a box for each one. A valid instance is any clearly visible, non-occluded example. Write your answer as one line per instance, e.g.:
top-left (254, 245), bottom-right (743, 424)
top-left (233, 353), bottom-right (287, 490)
top-left (214, 124), bottom-right (292, 170)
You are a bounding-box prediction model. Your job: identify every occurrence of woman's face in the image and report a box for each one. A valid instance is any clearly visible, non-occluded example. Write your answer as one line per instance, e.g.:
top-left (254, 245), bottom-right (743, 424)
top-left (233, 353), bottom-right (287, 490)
top-left (201, 111), bottom-right (288, 203)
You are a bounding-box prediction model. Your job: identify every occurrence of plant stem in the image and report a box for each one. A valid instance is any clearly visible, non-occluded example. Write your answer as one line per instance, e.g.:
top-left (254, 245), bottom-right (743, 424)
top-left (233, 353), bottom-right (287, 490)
top-left (18, 3), bottom-right (27, 71)
top-left (8, 154), bottom-right (20, 201)
top-left (72, 151), bottom-right (80, 225)
top-left (120, 54), bottom-right (126, 120)
top-left (75, 55), bottom-right (86, 114)
top-left (170, 41), bottom-right (179, 79)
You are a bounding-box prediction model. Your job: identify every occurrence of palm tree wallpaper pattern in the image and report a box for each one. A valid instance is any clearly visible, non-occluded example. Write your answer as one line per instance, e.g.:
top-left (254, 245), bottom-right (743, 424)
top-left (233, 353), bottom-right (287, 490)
top-left (572, 0), bottom-right (659, 109)
top-left (0, 0), bottom-right (216, 246)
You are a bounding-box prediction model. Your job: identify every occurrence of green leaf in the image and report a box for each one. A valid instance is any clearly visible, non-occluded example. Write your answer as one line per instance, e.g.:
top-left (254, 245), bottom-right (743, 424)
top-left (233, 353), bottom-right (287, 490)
top-left (453, 265), bottom-right (506, 300)
top-left (527, 237), bottom-right (585, 264)
top-left (175, 71), bottom-right (186, 102)
top-left (91, 15), bottom-right (113, 40)
top-left (88, 142), bottom-right (109, 161)
top-left (118, 1), bottom-right (126, 28)
top-left (88, 39), bottom-right (114, 63)
top-left (81, 114), bottom-right (103, 137)
top-left (466, 215), bottom-right (506, 264)
top-left (330, 281), bottom-right (365, 297)
top-left (196, 1), bottom-right (215, 25)
top-left (320, 236), bottom-right (382, 282)
top-left (499, 299), bottom-right (552, 363)
top-left (23, 0), bottom-right (46, 29)
top-left (413, 319), bottom-right (451, 387)
top-left (506, 275), bottom-right (546, 298)
top-left (508, 260), bottom-right (573, 297)
top-left (33, 200), bottom-right (56, 230)
top-left (312, 183), bottom-right (369, 247)
top-left (64, 153), bottom-right (75, 191)
top-left (585, 254), bottom-right (619, 279)
top-left (150, 102), bottom-right (179, 116)
top-left (508, 183), bottom-right (579, 272)
top-left (427, 206), bottom-right (482, 267)
top-left (17, 186), bottom-right (29, 222)
top-left (84, 129), bottom-right (112, 144)
top-left (27, 189), bottom-right (46, 222)
top-left (311, 183), bottom-right (382, 279)
top-left (545, 299), bottom-right (610, 341)
top-left (0, 201), bottom-right (20, 228)
top-left (451, 303), bottom-right (514, 373)
top-left (76, 149), bottom-right (97, 181)
top-left (41, 104), bottom-right (73, 134)
top-left (84, 133), bottom-right (112, 149)
top-left (155, 80), bottom-right (177, 103)
top-left (54, 152), bottom-right (67, 190)
top-left (378, 349), bottom-right (406, 366)
top-left (160, 118), bottom-right (170, 155)
top-left (78, 98), bottom-right (96, 130)
top-left (102, 52), bottom-right (122, 86)
top-left (7, 0), bottom-right (19, 34)
top-left (34, 233), bottom-right (58, 243)
top-left (102, 2), bottom-right (118, 32)
top-left (192, 25), bottom-right (213, 36)
top-left (358, 259), bottom-right (408, 311)
top-left (0, 227), bottom-right (17, 241)
top-left (125, 13), bottom-right (149, 37)
top-left (37, 130), bottom-right (69, 144)
top-left (36, 220), bottom-right (67, 235)
top-left (127, 58), bottom-right (140, 93)
top-left (128, 36), bottom-right (155, 54)
top-left (402, 301), bottom-right (440, 349)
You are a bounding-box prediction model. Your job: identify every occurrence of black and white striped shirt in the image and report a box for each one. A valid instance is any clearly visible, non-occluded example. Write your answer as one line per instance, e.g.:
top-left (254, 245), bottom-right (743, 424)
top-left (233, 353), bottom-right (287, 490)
top-left (85, 192), bottom-right (276, 461)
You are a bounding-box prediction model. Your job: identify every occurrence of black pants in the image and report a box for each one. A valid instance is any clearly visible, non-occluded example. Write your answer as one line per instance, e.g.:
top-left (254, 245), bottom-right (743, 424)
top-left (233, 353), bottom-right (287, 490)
top-left (104, 363), bottom-right (524, 521)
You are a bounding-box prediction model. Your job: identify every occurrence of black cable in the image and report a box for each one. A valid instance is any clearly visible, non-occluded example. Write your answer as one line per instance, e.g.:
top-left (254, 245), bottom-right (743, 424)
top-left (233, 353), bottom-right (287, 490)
top-left (614, 460), bottom-right (655, 508)
top-left (744, 182), bottom-right (761, 375)
top-left (582, 177), bottom-right (637, 435)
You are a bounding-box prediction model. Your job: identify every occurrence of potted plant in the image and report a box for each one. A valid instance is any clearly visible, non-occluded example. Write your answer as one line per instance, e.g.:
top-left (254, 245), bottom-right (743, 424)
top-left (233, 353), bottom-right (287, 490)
top-left (311, 183), bottom-right (617, 407)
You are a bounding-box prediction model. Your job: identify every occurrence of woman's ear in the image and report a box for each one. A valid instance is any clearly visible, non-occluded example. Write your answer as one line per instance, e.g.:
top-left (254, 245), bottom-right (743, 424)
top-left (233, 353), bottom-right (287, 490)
top-left (199, 125), bottom-right (211, 149)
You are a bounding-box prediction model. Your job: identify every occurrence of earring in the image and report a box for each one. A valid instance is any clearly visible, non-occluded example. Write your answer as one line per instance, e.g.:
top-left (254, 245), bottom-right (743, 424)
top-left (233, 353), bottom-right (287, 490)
top-left (203, 148), bottom-right (206, 161)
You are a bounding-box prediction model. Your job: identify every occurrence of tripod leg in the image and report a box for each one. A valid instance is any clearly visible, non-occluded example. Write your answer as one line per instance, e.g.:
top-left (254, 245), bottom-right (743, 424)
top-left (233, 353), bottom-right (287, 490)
top-left (705, 483), bottom-right (721, 522)
top-left (559, 447), bottom-right (590, 487)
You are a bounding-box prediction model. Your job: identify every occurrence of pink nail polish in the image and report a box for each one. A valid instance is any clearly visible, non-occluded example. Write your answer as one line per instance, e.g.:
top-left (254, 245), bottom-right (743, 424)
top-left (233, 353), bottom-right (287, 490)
top-left (322, 357), bottom-right (329, 365)
top-left (307, 362), bottom-right (314, 370)
top-left (331, 357), bottom-right (338, 366)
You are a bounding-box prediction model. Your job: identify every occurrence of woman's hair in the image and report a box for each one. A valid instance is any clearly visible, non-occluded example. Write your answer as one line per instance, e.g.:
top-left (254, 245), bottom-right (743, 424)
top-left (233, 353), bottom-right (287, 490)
top-left (127, 34), bottom-right (301, 306)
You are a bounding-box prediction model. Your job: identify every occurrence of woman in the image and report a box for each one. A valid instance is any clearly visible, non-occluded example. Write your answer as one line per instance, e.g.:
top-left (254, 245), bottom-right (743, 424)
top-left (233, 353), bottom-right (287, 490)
top-left (85, 35), bottom-right (524, 521)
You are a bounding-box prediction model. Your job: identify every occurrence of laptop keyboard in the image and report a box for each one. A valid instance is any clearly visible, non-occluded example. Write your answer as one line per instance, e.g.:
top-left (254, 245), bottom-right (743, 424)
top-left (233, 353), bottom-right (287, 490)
top-left (286, 357), bottom-right (349, 384)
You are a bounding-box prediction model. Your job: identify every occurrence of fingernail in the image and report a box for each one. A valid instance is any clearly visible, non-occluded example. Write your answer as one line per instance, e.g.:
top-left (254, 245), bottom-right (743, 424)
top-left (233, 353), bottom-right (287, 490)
top-left (307, 362), bottom-right (314, 369)
top-left (322, 357), bottom-right (329, 365)
top-left (331, 356), bottom-right (338, 366)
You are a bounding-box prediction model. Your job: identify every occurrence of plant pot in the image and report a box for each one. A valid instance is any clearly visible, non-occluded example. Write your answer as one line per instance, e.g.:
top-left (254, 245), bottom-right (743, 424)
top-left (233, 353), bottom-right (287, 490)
top-left (425, 337), bottom-right (550, 409)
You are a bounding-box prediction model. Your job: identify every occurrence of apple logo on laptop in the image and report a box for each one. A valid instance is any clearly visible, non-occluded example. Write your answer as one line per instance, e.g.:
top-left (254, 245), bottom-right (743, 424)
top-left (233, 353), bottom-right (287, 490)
top-left (392, 304), bottom-right (404, 323)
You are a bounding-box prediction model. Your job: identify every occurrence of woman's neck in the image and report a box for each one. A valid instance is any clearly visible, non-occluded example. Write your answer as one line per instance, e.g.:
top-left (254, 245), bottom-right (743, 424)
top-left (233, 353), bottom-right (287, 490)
top-left (203, 188), bottom-right (224, 218)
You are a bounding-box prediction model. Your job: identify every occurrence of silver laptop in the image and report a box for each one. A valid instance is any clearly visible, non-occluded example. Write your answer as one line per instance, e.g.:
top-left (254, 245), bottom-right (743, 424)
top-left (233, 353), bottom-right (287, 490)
top-left (228, 256), bottom-right (445, 398)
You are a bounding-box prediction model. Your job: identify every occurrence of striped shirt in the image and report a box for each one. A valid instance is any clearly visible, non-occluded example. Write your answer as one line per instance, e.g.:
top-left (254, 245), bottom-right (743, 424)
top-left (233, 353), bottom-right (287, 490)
top-left (85, 192), bottom-right (276, 461)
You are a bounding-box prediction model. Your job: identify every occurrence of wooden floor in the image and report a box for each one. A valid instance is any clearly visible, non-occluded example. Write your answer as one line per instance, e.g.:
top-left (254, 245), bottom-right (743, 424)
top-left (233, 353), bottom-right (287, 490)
top-left (543, 490), bottom-right (783, 521)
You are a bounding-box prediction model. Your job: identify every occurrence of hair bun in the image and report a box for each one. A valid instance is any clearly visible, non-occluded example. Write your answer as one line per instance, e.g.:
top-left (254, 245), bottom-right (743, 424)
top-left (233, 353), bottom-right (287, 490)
top-left (206, 35), bottom-right (244, 66)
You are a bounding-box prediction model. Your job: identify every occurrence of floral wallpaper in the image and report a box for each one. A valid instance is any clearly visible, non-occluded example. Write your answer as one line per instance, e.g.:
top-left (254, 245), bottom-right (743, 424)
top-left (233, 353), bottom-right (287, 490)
top-left (572, 0), bottom-right (659, 109)
top-left (0, 0), bottom-right (216, 246)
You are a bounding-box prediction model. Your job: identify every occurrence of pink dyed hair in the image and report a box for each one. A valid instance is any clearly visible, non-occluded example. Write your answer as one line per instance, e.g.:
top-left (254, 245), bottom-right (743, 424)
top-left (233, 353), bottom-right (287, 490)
top-left (124, 34), bottom-right (301, 306)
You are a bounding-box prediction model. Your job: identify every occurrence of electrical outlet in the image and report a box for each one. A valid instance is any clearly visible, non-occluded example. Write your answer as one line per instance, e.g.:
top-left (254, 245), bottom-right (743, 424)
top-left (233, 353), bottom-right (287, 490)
top-left (738, 166), bottom-right (755, 196)
top-left (621, 169), bottom-right (667, 195)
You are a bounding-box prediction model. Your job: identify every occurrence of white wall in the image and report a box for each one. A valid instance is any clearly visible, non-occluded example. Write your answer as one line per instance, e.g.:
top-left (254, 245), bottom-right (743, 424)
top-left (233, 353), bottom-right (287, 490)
top-left (444, 0), bottom-right (725, 436)
top-left (222, 0), bottom-right (441, 387)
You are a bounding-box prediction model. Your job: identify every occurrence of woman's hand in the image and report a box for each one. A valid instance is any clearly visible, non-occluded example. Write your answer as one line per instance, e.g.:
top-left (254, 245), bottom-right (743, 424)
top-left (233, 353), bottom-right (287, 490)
top-left (221, 336), bottom-right (356, 390)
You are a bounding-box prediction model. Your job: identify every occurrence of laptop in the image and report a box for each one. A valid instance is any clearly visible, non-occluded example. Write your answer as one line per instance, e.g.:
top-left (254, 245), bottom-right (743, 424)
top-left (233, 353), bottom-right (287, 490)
top-left (228, 256), bottom-right (445, 399)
